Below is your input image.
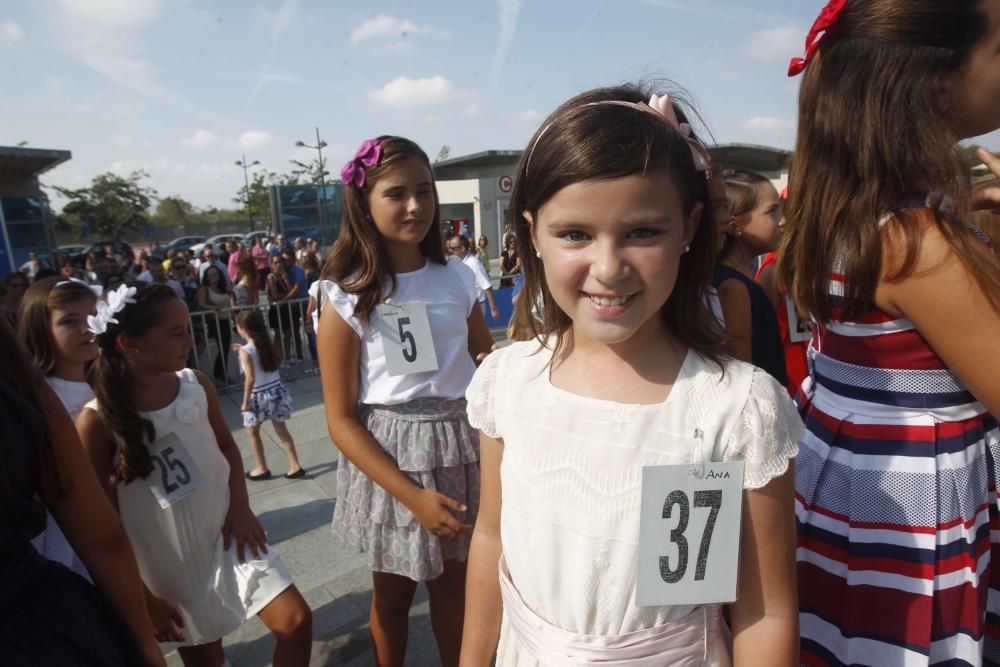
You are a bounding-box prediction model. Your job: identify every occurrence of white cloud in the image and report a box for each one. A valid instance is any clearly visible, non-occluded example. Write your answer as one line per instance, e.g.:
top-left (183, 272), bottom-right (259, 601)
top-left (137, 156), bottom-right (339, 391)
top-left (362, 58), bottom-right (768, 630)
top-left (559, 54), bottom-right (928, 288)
top-left (0, 20), bottom-right (24, 46)
top-left (492, 0), bottom-right (525, 80)
top-left (368, 76), bottom-right (464, 109)
top-left (464, 103), bottom-right (480, 118)
top-left (350, 14), bottom-right (449, 43)
top-left (743, 26), bottom-right (802, 64)
top-left (181, 130), bottom-right (220, 148)
top-left (60, 0), bottom-right (162, 27)
top-left (238, 131), bottom-right (272, 151)
top-left (741, 116), bottom-right (794, 132)
top-left (517, 109), bottom-right (541, 122)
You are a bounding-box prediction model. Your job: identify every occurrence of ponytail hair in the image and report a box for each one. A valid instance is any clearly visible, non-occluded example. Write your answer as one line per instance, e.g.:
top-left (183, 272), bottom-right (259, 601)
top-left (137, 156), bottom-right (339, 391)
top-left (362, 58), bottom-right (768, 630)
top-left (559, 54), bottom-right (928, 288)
top-left (235, 309), bottom-right (280, 372)
top-left (91, 283), bottom-right (179, 484)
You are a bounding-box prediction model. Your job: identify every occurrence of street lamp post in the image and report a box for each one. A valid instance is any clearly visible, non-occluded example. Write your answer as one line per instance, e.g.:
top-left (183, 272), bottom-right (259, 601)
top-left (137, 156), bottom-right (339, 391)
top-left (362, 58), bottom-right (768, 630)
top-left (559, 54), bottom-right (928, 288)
top-left (294, 127), bottom-right (328, 239)
top-left (235, 154), bottom-right (260, 233)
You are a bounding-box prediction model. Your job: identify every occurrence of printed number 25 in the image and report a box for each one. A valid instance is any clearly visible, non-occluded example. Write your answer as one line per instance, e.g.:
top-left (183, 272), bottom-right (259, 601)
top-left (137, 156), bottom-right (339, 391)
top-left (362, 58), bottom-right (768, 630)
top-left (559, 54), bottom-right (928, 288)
top-left (397, 317), bottom-right (417, 362)
top-left (151, 446), bottom-right (191, 494)
top-left (659, 489), bottom-right (722, 584)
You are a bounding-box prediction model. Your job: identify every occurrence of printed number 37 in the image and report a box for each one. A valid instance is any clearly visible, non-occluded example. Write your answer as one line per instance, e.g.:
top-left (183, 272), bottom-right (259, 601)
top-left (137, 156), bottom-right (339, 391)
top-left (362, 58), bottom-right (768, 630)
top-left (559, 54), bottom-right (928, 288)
top-left (660, 490), bottom-right (722, 583)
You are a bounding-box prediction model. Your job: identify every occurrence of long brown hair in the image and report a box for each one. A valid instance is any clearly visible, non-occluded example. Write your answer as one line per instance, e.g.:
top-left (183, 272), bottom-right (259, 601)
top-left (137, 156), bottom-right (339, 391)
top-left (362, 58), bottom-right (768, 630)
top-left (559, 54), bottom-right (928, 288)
top-left (0, 315), bottom-right (67, 502)
top-left (91, 283), bottom-right (179, 484)
top-left (511, 83), bottom-right (724, 364)
top-left (779, 0), bottom-right (1000, 323)
top-left (235, 309), bottom-right (280, 372)
top-left (18, 277), bottom-right (98, 375)
top-left (235, 256), bottom-right (257, 286)
top-left (321, 136), bottom-right (446, 322)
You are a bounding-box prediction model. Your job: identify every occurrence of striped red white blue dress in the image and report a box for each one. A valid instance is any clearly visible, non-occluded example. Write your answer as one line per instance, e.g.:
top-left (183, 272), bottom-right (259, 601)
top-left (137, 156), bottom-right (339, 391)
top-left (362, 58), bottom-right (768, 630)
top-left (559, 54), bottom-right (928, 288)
top-left (796, 268), bottom-right (1000, 666)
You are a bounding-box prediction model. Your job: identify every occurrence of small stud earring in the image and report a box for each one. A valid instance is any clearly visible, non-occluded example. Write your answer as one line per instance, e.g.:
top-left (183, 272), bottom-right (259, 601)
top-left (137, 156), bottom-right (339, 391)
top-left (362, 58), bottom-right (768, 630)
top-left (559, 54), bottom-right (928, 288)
top-left (535, 251), bottom-right (541, 259)
top-left (683, 244), bottom-right (691, 254)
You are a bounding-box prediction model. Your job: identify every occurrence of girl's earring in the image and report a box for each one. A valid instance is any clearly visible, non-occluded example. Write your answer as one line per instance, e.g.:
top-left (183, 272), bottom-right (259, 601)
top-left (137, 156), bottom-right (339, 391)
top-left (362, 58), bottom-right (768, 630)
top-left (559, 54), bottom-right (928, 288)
top-left (535, 250), bottom-right (542, 259)
top-left (683, 244), bottom-right (691, 254)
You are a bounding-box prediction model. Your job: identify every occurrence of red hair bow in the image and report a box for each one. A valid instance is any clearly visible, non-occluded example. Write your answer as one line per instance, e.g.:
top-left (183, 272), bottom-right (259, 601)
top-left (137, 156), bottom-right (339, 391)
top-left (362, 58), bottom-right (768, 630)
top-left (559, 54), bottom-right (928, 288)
top-left (788, 0), bottom-right (848, 77)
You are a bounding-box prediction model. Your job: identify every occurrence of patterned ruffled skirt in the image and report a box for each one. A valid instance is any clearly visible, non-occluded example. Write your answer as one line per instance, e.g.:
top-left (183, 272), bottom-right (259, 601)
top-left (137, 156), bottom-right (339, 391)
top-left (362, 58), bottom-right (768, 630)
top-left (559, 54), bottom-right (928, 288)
top-left (332, 397), bottom-right (480, 581)
top-left (242, 381), bottom-right (293, 427)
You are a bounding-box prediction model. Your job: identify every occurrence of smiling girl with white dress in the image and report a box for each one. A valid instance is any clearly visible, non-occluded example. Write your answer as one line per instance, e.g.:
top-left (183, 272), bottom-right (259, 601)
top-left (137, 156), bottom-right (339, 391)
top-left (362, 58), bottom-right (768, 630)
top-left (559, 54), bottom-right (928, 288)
top-left (460, 85), bottom-right (804, 666)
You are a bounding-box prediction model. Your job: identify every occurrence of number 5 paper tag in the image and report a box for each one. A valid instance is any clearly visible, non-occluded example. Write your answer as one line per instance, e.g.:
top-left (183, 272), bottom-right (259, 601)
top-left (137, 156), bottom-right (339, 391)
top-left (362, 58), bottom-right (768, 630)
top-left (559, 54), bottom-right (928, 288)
top-left (377, 302), bottom-right (440, 377)
top-left (636, 460), bottom-right (745, 607)
top-left (147, 432), bottom-right (203, 509)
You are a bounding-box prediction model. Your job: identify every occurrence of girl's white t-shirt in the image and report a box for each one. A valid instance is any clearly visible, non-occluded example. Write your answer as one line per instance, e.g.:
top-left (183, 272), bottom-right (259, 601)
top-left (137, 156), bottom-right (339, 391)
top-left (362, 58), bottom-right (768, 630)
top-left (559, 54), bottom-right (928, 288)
top-left (45, 376), bottom-right (94, 421)
top-left (240, 342), bottom-right (281, 389)
top-left (465, 340), bottom-right (802, 665)
top-left (316, 258), bottom-right (478, 405)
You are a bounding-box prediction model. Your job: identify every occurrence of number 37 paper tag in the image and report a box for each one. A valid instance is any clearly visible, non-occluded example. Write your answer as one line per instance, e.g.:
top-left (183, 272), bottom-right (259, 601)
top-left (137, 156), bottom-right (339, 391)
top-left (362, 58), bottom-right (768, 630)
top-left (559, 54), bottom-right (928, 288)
top-left (636, 461), bottom-right (744, 607)
top-left (377, 302), bottom-right (440, 377)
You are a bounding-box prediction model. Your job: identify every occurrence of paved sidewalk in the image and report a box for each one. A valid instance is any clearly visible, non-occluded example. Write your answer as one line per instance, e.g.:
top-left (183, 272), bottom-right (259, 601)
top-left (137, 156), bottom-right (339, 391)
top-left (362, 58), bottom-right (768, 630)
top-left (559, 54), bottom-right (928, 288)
top-left (163, 372), bottom-right (441, 666)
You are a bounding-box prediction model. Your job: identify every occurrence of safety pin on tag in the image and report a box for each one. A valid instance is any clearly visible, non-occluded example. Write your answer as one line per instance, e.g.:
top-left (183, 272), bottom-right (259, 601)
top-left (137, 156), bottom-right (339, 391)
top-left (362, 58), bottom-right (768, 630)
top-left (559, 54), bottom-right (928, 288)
top-left (689, 427), bottom-right (707, 480)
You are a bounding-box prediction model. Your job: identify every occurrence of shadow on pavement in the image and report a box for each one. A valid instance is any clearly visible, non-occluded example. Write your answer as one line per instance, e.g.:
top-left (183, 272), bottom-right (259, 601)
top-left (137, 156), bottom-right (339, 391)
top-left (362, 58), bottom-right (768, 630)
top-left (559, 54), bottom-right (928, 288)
top-left (256, 499), bottom-right (336, 545)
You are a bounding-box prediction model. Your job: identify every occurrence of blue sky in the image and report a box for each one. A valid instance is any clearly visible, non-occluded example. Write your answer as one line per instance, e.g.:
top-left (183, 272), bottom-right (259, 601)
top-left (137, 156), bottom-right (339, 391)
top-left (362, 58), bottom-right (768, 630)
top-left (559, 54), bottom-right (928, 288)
top-left (4, 0), bottom-right (999, 210)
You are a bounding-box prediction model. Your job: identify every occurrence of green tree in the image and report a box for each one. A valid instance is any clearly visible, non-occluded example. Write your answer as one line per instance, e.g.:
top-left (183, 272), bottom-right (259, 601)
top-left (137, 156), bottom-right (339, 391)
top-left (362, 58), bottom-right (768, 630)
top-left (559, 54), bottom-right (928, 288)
top-left (151, 195), bottom-right (196, 227)
top-left (289, 155), bottom-right (332, 185)
top-left (234, 170), bottom-right (276, 229)
top-left (55, 171), bottom-right (157, 240)
top-left (435, 145), bottom-right (451, 163)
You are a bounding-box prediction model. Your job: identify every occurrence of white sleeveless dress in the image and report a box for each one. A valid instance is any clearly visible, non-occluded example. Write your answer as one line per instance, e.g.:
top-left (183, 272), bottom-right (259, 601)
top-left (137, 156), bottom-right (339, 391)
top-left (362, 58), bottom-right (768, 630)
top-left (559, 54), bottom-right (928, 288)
top-left (84, 368), bottom-right (292, 646)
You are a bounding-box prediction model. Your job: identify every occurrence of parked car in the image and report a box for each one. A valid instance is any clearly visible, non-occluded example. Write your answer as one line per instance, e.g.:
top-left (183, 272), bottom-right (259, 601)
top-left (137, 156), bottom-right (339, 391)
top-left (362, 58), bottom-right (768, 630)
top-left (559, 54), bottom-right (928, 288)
top-left (190, 234), bottom-right (245, 257)
top-left (70, 240), bottom-right (135, 268)
top-left (56, 244), bottom-right (88, 258)
top-left (243, 230), bottom-right (271, 245)
top-left (165, 235), bottom-right (206, 254)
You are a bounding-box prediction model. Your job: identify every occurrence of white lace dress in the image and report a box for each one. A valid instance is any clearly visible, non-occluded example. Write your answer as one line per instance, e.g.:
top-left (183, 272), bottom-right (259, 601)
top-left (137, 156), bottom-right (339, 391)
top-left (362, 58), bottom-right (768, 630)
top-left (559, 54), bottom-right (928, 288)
top-left (466, 340), bottom-right (803, 666)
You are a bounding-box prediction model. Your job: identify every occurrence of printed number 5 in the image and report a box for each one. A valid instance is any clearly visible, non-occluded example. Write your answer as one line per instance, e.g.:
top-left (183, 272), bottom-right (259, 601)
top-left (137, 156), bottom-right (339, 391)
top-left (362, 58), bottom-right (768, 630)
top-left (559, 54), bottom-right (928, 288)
top-left (152, 446), bottom-right (191, 494)
top-left (660, 489), bottom-right (722, 583)
top-left (397, 316), bottom-right (417, 362)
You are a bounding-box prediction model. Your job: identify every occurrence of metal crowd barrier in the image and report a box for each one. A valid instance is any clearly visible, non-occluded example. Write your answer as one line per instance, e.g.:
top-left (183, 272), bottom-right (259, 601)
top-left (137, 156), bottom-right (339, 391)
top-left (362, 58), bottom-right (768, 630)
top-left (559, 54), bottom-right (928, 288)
top-left (186, 297), bottom-right (315, 391)
top-left (187, 271), bottom-right (524, 391)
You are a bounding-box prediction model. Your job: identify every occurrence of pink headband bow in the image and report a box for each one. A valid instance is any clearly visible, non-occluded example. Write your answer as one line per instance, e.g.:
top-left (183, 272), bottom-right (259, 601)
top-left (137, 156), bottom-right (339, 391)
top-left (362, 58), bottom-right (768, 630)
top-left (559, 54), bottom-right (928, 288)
top-left (524, 94), bottom-right (712, 177)
top-left (788, 0), bottom-right (848, 77)
top-left (341, 138), bottom-right (383, 188)
top-left (584, 95), bottom-right (712, 172)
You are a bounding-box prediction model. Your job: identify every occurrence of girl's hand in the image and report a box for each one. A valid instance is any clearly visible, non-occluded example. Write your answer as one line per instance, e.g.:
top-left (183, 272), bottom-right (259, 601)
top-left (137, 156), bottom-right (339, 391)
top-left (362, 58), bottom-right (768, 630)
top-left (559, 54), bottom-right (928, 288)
top-left (973, 148), bottom-right (1000, 214)
top-left (409, 488), bottom-right (472, 537)
top-left (145, 593), bottom-right (185, 643)
top-left (138, 639), bottom-right (168, 667)
top-left (222, 501), bottom-right (268, 563)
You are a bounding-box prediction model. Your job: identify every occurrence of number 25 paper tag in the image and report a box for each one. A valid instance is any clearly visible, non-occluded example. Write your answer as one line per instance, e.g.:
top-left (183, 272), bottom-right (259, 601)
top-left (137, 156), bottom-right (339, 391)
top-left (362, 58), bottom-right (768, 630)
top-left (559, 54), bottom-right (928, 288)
top-left (377, 302), bottom-right (440, 377)
top-left (636, 461), bottom-right (744, 607)
top-left (147, 432), bottom-right (203, 510)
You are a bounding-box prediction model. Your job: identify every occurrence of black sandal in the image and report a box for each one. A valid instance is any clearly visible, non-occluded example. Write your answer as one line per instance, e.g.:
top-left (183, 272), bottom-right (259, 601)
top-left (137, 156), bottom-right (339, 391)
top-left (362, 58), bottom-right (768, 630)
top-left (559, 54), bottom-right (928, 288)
top-left (285, 468), bottom-right (306, 479)
top-left (245, 470), bottom-right (271, 481)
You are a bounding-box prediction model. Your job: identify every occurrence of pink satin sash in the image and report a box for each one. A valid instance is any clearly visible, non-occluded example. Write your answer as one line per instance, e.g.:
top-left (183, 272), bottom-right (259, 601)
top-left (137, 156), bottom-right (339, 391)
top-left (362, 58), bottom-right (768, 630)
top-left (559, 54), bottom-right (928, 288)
top-left (498, 555), bottom-right (727, 666)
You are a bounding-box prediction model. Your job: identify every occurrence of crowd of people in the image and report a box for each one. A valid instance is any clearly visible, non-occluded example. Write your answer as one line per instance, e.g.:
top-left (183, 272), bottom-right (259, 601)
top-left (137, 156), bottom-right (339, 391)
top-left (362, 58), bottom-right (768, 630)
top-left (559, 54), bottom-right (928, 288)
top-left (1, 234), bottom-right (326, 385)
top-left (4, 0), bottom-right (1000, 665)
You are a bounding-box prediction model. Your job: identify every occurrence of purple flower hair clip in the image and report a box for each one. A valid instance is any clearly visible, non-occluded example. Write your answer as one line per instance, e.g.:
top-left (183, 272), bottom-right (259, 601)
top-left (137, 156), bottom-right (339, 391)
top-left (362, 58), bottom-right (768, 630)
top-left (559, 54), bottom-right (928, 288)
top-left (341, 138), bottom-right (383, 188)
